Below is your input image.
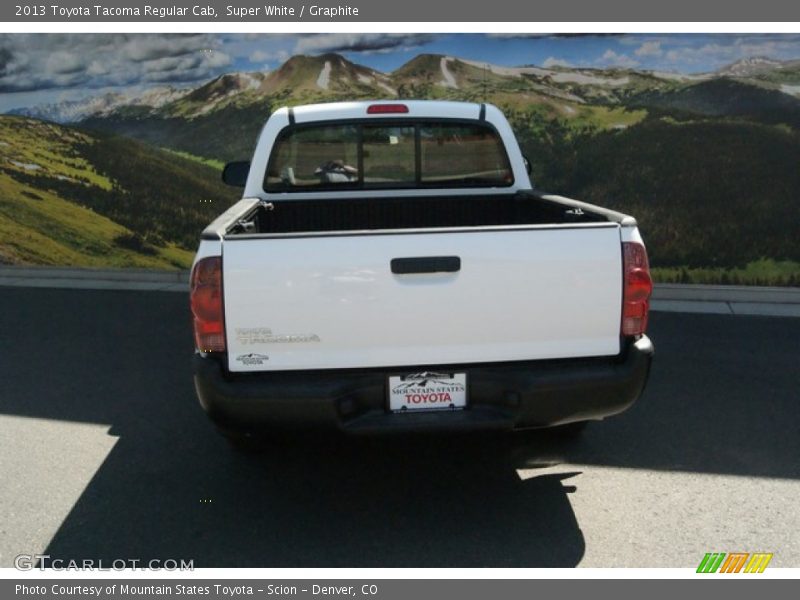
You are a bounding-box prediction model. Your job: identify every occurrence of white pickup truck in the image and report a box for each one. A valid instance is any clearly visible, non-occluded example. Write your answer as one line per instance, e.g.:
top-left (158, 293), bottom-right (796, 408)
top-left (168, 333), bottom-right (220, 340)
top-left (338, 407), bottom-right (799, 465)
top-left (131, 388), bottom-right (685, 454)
top-left (190, 100), bottom-right (653, 443)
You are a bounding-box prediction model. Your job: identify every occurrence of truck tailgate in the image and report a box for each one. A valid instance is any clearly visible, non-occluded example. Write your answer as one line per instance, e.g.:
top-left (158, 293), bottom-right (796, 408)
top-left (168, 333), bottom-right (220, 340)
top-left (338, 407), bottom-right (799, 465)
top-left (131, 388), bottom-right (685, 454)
top-left (223, 225), bottom-right (623, 372)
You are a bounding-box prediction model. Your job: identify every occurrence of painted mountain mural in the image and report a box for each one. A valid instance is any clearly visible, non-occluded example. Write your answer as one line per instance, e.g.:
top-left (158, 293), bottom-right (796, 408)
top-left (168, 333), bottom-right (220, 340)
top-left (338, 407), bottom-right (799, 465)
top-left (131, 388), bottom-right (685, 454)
top-left (2, 34), bottom-right (800, 285)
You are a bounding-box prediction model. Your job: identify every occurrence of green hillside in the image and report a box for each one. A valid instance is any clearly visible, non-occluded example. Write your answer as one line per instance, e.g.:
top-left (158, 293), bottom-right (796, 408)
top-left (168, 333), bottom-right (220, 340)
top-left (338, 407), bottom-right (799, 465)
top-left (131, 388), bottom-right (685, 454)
top-left (82, 102), bottom-right (274, 164)
top-left (529, 117), bottom-right (800, 284)
top-left (6, 52), bottom-right (800, 284)
top-left (631, 78), bottom-right (800, 127)
top-left (0, 116), bottom-right (238, 268)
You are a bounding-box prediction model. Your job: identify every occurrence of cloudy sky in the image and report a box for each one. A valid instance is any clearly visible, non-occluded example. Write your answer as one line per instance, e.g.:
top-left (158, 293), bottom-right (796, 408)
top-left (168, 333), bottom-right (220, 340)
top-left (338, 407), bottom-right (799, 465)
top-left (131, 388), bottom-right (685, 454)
top-left (2, 33), bottom-right (800, 112)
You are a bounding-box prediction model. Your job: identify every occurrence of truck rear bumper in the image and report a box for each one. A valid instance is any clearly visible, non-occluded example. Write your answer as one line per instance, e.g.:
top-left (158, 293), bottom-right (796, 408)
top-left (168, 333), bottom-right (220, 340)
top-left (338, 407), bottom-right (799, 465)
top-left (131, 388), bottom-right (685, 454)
top-left (194, 336), bottom-right (653, 435)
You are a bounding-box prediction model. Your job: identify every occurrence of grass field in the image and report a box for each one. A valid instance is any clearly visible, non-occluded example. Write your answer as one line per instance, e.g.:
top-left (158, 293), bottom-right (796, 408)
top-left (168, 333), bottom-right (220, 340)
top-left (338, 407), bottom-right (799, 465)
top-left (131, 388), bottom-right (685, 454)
top-left (0, 115), bottom-right (233, 269)
top-left (160, 147), bottom-right (226, 171)
top-left (0, 170), bottom-right (193, 268)
top-left (652, 259), bottom-right (800, 287)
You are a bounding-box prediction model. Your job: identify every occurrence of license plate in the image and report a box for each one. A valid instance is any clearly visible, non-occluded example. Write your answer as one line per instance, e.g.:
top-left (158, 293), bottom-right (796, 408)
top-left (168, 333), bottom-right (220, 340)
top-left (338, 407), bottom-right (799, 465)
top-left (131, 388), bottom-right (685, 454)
top-left (388, 371), bottom-right (467, 412)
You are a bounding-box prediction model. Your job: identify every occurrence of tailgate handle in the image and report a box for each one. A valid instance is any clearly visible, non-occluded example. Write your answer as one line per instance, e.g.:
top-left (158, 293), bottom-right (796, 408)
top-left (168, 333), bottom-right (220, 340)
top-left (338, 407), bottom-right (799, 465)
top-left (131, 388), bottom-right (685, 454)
top-left (391, 256), bottom-right (461, 274)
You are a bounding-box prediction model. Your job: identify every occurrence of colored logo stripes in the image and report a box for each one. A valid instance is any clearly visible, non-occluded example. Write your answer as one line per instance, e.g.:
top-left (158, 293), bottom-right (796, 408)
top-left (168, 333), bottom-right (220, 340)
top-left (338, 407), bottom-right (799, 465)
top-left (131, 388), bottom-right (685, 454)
top-left (697, 552), bottom-right (773, 573)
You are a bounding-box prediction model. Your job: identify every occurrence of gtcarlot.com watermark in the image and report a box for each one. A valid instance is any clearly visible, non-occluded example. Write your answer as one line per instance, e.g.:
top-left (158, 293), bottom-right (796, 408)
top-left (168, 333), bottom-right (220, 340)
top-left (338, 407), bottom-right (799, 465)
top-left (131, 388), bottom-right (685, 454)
top-left (14, 554), bottom-right (194, 571)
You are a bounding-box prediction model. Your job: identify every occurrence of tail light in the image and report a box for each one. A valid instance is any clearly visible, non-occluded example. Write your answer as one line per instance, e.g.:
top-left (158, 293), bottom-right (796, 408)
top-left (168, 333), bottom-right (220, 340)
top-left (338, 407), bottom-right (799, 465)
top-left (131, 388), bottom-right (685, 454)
top-left (367, 104), bottom-right (409, 114)
top-left (190, 256), bottom-right (225, 352)
top-left (621, 242), bottom-right (652, 337)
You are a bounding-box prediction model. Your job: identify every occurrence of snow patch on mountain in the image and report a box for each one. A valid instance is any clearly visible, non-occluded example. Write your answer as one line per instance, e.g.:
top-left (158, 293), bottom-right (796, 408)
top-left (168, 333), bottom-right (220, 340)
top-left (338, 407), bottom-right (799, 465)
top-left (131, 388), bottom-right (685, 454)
top-left (460, 59), bottom-right (554, 78)
top-left (460, 58), bottom-right (519, 77)
top-left (241, 73), bottom-right (263, 90)
top-left (718, 57), bottom-right (784, 77)
top-left (550, 72), bottom-right (630, 86)
top-left (6, 86), bottom-right (191, 123)
top-left (132, 86), bottom-right (191, 108)
top-left (317, 61), bottom-right (332, 90)
top-left (9, 160), bottom-right (41, 170)
top-left (650, 71), bottom-right (689, 81)
top-left (7, 92), bottom-right (127, 123)
top-left (439, 57), bottom-right (458, 89)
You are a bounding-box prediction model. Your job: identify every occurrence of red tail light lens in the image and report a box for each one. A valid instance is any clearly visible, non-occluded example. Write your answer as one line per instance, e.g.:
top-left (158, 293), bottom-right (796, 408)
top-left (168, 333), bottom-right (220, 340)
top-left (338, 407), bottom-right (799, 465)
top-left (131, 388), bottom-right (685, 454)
top-left (621, 242), bottom-right (652, 337)
top-left (190, 256), bottom-right (225, 352)
top-left (367, 104), bottom-right (409, 114)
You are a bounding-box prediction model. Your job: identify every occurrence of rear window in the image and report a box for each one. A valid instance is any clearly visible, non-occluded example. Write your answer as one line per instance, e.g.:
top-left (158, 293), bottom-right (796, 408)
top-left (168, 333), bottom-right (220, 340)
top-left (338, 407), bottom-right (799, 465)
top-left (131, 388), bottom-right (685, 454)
top-left (264, 121), bottom-right (513, 192)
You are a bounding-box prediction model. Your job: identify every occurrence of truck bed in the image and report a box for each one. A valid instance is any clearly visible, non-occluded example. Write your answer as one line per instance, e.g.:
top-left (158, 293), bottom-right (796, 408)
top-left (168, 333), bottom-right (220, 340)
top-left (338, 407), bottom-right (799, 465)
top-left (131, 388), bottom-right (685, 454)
top-left (222, 191), bottom-right (629, 238)
top-left (217, 190), bottom-right (628, 372)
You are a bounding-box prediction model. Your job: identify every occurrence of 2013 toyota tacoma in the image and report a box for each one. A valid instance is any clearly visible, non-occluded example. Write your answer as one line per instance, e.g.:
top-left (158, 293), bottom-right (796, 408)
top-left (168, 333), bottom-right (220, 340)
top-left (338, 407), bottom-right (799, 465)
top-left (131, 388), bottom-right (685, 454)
top-left (190, 100), bottom-right (654, 443)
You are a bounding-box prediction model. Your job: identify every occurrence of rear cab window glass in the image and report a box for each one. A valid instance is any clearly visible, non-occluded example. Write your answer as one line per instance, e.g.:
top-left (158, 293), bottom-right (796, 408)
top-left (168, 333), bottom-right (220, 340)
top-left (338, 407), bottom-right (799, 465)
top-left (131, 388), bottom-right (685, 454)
top-left (421, 124), bottom-right (512, 186)
top-left (264, 120), bottom-right (513, 192)
top-left (265, 125), bottom-right (359, 189)
top-left (363, 125), bottom-right (416, 185)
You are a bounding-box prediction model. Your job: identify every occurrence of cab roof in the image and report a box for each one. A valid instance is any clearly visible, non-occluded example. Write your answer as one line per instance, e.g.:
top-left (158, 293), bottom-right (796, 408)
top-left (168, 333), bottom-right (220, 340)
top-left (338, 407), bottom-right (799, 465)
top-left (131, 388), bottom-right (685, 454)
top-left (274, 100), bottom-right (489, 124)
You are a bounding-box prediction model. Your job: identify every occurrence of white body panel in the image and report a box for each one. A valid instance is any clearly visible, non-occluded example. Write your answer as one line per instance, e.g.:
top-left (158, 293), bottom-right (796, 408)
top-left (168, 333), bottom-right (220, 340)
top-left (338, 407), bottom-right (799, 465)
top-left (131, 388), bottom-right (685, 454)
top-left (222, 224), bottom-right (623, 372)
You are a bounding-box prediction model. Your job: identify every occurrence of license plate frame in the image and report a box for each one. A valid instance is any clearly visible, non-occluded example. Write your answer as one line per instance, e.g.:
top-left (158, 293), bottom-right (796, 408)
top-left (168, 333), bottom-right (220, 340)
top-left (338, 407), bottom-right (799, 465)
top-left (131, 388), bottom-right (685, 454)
top-left (387, 371), bottom-right (468, 413)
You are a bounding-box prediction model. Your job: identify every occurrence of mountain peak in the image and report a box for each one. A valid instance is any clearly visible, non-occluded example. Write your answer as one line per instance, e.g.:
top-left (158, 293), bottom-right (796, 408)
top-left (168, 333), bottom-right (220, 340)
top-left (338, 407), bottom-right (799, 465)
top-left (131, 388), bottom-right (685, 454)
top-left (281, 53), bottom-right (350, 67)
top-left (8, 91), bottom-right (129, 123)
top-left (717, 56), bottom-right (784, 77)
top-left (184, 71), bottom-right (265, 99)
top-left (267, 52), bottom-right (389, 94)
top-left (394, 54), bottom-right (446, 73)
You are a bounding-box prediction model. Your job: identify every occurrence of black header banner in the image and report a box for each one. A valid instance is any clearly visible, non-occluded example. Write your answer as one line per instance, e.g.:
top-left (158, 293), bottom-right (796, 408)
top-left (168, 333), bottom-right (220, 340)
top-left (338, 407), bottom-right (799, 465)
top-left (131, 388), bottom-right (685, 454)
top-left (4, 0), bottom-right (800, 22)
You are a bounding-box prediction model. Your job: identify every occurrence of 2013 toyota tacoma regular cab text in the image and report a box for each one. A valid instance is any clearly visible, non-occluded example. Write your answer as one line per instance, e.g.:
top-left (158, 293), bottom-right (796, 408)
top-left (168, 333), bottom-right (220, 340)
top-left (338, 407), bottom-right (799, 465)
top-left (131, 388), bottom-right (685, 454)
top-left (190, 100), bottom-right (654, 444)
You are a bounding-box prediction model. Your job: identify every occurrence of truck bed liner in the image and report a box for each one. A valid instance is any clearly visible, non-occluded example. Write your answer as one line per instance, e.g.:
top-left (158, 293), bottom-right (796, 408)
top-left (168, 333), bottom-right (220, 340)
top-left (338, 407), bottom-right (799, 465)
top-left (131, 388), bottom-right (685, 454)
top-left (227, 191), bottom-right (615, 237)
